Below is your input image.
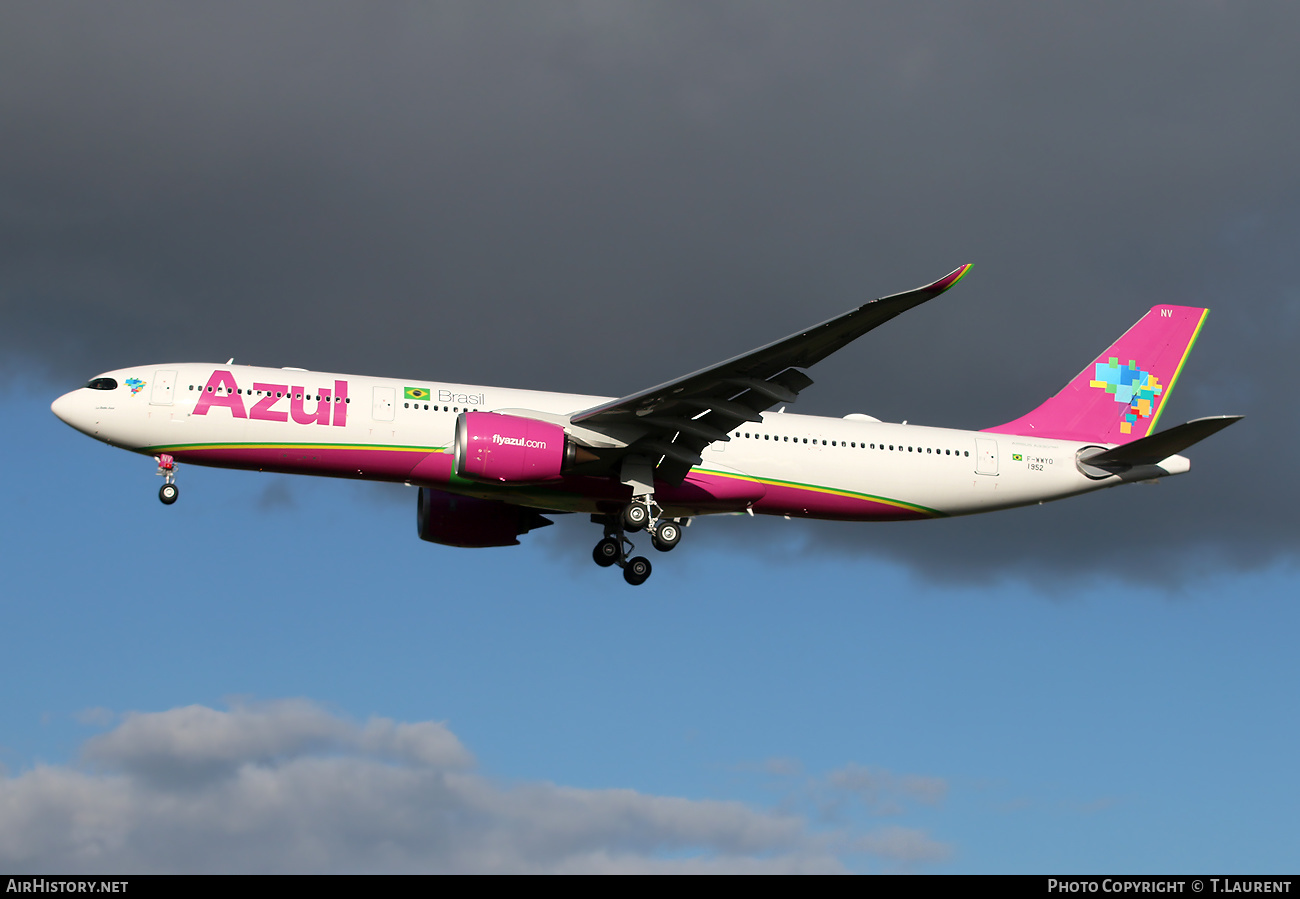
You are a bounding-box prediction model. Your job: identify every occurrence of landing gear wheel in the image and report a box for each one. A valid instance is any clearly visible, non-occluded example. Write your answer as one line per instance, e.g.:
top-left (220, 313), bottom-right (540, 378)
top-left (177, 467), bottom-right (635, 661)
top-left (623, 556), bottom-right (652, 586)
top-left (622, 503), bottom-right (649, 532)
top-left (651, 521), bottom-right (681, 552)
top-left (159, 483), bottom-right (179, 505)
top-left (593, 537), bottom-right (620, 568)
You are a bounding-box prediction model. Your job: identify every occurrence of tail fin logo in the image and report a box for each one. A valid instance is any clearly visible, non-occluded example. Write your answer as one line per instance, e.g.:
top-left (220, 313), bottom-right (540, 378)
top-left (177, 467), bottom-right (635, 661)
top-left (1090, 358), bottom-right (1164, 435)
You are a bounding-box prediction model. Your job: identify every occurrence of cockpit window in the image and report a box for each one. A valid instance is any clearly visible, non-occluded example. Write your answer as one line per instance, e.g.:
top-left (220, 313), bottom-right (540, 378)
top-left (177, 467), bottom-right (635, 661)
top-left (85, 377), bottom-right (118, 390)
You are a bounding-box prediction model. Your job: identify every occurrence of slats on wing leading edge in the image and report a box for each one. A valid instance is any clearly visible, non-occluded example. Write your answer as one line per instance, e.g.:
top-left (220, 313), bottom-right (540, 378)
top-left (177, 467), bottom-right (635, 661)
top-left (647, 367), bottom-right (815, 484)
top-left (570, 264), bottom-right (971, 483)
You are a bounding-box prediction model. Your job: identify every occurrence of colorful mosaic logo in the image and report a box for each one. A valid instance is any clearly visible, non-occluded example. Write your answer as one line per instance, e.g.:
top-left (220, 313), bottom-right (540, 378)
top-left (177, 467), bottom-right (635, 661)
top-left (1090, 357), bottom-right (1163, 435)
top-left (125, 377), bottom-right (146, 396)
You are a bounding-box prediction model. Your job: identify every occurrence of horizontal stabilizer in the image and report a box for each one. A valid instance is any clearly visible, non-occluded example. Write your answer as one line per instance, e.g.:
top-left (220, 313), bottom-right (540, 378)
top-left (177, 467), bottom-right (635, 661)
top-left (1080, 415), bottom-right (1242, 473)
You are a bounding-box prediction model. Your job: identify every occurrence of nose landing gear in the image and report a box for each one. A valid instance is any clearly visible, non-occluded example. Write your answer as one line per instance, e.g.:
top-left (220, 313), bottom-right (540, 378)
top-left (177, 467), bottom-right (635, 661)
top-left (156, 454), bottom-right (179, 505)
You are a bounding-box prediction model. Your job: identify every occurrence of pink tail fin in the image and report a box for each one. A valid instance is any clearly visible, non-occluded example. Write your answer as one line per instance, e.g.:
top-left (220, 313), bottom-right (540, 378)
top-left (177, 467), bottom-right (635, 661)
top-left (985, 305), bottom-right (1209, 444)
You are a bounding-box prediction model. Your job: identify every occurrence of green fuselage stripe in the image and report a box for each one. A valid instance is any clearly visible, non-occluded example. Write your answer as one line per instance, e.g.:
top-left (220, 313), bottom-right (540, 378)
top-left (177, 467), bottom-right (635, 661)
top-left (695, 468), bottom-right (944, 517)
top-left (148, 441), bottom-right (449, 454)
top-left (145, 442), bottom-right (938, 516)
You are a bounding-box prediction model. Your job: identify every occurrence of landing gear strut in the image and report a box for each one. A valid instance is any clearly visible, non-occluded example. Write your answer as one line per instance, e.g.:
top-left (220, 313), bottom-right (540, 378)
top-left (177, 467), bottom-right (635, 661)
top-left (156, 454), bottom-right (179, 505)
top-left (590, 504), bottom-right (686, 585)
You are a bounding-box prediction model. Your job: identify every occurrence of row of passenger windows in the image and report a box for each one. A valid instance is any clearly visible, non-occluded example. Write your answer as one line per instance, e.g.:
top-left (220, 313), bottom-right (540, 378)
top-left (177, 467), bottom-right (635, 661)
top-left (402, 403), bottom-right (481, 412)
top-left (184, 383), bottom-right (487, 413)
top-left (736, 431), bottom-right (969, 457)
top-left (188, 385), bottom-right (349, 403)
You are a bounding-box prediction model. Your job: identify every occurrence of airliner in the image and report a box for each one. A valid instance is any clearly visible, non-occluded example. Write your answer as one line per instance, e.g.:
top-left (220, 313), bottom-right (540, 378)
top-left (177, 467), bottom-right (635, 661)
top-left (51, 265), bottom-right (1239, 584)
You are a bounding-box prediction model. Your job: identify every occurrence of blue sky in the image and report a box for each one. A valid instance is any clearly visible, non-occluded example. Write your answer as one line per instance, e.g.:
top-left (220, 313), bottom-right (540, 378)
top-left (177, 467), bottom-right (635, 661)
top-left (3, 2), bottom-right (1299, 873)
top-left (5, 385), bottom-right (1297, 872)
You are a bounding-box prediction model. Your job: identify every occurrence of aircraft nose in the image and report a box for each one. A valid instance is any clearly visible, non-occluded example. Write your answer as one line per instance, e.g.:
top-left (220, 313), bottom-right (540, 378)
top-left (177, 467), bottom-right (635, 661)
top-left (51, 389), bottom-right (96, 436)
top-left (51, 390), bottom-right (78, 425)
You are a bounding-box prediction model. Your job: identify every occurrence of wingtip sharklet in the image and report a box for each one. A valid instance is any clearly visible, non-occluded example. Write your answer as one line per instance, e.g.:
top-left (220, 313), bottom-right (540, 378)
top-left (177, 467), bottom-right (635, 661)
top-left (872, 264), bottom-right (972, 308)
top-left (932, 263), bottom-right (973, 293)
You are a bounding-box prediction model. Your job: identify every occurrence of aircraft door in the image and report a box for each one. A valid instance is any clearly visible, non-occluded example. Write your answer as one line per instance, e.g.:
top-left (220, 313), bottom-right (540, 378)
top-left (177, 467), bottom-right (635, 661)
top-left (150, 370), bottom-right (176, 405)
top-left (975, 438), bottom-right (999, 475)
top-left (372, 386), bottom-right (396, 421)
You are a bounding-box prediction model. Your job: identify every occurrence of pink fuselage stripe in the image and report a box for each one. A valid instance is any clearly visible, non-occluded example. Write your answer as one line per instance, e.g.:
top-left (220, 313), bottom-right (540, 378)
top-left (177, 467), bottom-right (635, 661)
top-left (173, 446), bottom-right (430, 481)
top-left (168, 445), bottom-right (929, 521)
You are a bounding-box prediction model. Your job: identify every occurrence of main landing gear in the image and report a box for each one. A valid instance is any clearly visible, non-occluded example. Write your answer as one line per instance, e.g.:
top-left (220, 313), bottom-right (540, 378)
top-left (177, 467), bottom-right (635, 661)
top-left (156, 454), bottom-right (179, 505)
top-left (591, 500), bottom-right (686, 586)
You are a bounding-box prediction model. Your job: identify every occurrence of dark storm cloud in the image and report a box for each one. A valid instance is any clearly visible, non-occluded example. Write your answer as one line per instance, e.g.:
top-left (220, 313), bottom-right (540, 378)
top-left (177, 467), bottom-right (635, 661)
top-left (6, 2), bottom-right (1297, 577)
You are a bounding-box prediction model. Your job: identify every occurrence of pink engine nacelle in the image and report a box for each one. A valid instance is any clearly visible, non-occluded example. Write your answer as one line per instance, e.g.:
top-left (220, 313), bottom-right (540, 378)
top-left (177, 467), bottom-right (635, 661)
top-left (454, 412), bottom-right (575, 484)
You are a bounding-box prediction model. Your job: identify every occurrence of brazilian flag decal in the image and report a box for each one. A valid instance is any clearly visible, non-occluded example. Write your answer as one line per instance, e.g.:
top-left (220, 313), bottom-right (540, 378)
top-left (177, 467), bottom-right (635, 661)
top-left (1012, 454), bottom-right (1023, 461)
top-left (405, 387), bottom-right (430, 400)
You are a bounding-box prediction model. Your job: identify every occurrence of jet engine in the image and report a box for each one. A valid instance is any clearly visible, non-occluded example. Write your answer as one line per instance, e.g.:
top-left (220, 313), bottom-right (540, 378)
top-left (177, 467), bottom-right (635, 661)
top-left (454, 412), bottom-right (580, 484)
top-left (416, 487), bottom-right (553, 548)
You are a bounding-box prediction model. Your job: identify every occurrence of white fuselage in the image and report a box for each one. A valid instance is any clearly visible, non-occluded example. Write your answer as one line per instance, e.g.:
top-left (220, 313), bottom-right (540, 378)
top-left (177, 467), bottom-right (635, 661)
top-left (52, 362), bottom-right (1189, 521)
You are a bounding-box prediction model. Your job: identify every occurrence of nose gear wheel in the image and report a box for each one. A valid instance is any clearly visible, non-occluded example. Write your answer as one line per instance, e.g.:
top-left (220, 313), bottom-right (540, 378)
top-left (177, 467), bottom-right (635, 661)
top-left (155, 454), bottom-right (179, 505)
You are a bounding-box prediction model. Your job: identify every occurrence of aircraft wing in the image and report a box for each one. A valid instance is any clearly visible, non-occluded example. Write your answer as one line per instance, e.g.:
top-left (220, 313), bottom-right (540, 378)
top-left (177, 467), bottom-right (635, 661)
top-left (570, 264), bottom-right (972, 484)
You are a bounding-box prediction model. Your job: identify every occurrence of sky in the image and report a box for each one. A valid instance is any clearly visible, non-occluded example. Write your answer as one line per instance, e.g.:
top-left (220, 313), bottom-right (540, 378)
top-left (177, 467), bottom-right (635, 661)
top-left (2, 1), bottom-right (1298, 874)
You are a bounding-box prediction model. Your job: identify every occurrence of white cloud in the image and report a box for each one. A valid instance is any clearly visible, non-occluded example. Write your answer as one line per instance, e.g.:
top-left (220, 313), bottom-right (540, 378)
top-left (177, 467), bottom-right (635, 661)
top-left (853, 826), bottom-right (953, 865)
top-left (824, 763), bottom-right (950, 814)
top-left (759, 756), bottom-right (804, 778)
top-left (0, 700), bottom-right (950, 873)
top-left (72, 707), bottom-right (115, 727)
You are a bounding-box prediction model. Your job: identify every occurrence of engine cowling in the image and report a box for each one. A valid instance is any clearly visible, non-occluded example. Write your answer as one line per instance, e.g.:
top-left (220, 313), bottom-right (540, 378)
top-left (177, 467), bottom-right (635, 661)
top-left (454, 412), bottom-right (574, 484)
top-left (416, 487), bottom-right (553, 548)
